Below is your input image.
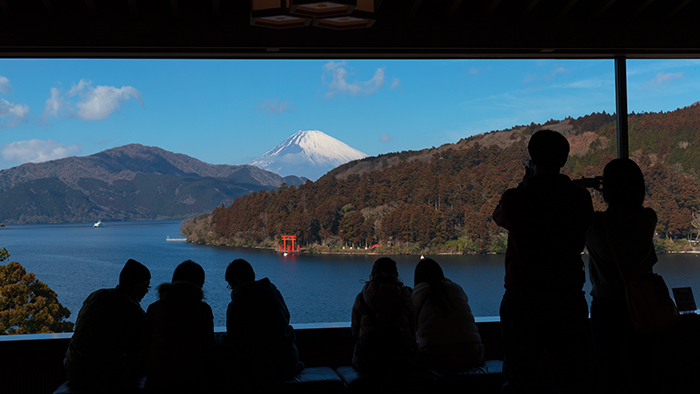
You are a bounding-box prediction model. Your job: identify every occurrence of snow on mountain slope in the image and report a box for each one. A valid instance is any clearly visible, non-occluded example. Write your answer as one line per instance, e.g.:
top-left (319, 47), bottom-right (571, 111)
top-left (249, 130), bottom-right (368, 181)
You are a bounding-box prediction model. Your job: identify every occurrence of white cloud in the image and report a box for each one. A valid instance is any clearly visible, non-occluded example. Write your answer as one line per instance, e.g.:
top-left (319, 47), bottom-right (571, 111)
top-left (0, 99), bottom-right (30, 129)
top-left (0, 76), bottom-right (13, 95)
top-left (40, 79), bottom-right (143, 121)
top-left (379, 133), bottom-right (393, 142)
top-left (74, 82), bottom-right (143, 120)
top-left (40, 87), bottom-right (67, 122)
top-left (646, 71), bottom-right (683, 89)
top-left (524, 74), bottom-right (537, 84)
top-left (1, 139), bottom-right (82, 164)
top-left (0, 76), bottom-right (30, 128)
top-left (554, 78), bottom-right (611, 89)
top-left (258, 98), bottom-right (296, 115)
top-left (544, 67), bottom-right (567, 79)
top-left (322, 61), bottom-right (386, 99)
top-left (68, 79), bottom-right (90, 96)
top-left (391, 77), bottom-right (401, 89)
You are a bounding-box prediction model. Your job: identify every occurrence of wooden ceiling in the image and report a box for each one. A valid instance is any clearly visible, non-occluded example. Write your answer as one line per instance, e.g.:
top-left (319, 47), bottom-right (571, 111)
top-left (0, 0), bottom-right (698, 58)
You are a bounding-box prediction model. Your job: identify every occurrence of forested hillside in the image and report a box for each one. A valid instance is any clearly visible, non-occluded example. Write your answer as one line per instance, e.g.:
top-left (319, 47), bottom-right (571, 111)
top-left (190, 105), bottom-right (700, 254)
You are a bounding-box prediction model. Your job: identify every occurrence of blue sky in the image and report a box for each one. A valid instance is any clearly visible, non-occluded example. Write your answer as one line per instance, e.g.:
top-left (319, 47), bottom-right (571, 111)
top-left (0, 58), bottom-right (698, 170)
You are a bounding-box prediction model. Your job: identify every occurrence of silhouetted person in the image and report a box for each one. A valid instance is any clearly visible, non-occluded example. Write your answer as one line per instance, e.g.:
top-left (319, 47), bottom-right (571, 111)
top-left (224, 259), bottom-right (302, 380)
top-left (351, 257), bottom-right (416, 372)
top-left (145, 260), bottom-right (215, 392)
top-left (585, 158), bottom-right (657, 394)
top-left (413, 258), bottom-right (484, 369)
top-left (493, 129), bottom-right (594, 393)
top-left (64, 259), bottom-right (151, 391)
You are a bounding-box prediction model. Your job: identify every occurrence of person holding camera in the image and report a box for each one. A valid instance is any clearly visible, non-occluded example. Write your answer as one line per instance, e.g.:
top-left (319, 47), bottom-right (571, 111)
top-left (493, 129), bottom-right (594, 393)
top-left (585, 158), bottom-right (657, 393)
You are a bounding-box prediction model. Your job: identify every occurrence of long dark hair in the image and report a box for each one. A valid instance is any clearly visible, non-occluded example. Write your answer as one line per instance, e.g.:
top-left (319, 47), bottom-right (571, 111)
top-left (603, 158), bottom-right (646, 209)
top-left (414, 258), bottom-right (451, 316)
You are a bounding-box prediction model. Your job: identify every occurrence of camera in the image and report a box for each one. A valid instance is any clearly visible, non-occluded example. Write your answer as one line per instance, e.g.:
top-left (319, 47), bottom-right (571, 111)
top-left (574, 176), bottom-right (603, 189)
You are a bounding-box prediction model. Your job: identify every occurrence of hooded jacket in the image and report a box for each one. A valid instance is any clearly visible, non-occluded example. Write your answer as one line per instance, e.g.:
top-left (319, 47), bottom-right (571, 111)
top-left (413, 279), bottom-right (482, 347)
top-left (64, 286), bottom-right (147, 388)
top-left (145, 281), bottom-right (215, 388)
top-left (226, 277), bottom-right (300, 379)
top-left (351, 279), bottom-right (416, 371)
top-left (412, 279), bottom-right (484, 367)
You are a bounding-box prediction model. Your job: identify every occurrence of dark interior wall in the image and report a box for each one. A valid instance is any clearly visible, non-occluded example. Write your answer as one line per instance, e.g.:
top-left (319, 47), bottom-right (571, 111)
top-left (2, 0), bottom-right (700, 59)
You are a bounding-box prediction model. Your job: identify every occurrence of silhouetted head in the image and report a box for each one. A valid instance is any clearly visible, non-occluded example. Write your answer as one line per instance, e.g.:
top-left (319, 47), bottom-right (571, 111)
top-left (225, 259), bottom-right (255, 288)
top-left (172, 260), bottom-right (205, 288)
top-left (414, 258), bottom-right (445, 287)
top-left (119, 259), bottom-right (151, 286)
top-left (528, 129), bottom-right (570, 168)
top-left (118, 259), bottom-right (151, 301)
top-left (370, 257), bottom-right (401, 284)
top-left (603, 158), bottom-right (646, 209)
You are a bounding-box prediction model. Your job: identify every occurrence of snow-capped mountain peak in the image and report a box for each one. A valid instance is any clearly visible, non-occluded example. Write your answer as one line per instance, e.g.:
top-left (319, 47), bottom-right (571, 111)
top-left (249, 130), bottom-right (368, 181)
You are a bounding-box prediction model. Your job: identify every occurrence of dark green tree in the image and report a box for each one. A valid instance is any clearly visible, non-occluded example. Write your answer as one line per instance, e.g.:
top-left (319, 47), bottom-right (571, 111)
top-left (0, 250), bottom-right (74, 335)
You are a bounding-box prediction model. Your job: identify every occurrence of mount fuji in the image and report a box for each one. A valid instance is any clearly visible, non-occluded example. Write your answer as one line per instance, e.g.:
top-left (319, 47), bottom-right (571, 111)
top-left (249, 130), bottom-right (368, 181)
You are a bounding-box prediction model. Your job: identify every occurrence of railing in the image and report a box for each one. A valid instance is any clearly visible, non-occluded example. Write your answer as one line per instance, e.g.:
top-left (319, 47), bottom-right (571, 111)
top-left (5, 315), bottom-right (698, 394)
top-left (0, 319), bottom-right (503, 394)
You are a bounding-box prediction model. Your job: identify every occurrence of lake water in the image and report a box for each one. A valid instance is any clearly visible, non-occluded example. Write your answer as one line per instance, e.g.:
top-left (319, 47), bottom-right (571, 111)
top-left (1, 220), bottom-right (699, 327)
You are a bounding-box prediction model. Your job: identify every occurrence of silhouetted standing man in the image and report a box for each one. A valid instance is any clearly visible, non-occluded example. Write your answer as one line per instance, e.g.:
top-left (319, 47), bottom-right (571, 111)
top-left (493, 130), bottom-right (593, 393)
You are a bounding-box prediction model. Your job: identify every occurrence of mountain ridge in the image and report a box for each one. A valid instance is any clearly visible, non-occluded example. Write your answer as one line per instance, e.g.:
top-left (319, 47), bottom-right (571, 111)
top-left (0, 144), bottom-right (306, 224)
top-left (326, 112), bottom-right (617, 181)
top-left (0, 144), bottom-right (290, 192)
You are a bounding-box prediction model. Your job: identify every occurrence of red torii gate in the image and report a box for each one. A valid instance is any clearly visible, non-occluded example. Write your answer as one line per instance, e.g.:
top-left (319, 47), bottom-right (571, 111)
top-left (279, 235), bottom-right (299, 253)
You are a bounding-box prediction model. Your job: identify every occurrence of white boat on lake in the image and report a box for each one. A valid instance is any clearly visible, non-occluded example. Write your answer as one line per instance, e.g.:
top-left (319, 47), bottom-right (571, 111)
top-left (93, 221), bottom-right (104, 228)
top-left (166, 236), bottom-right (187, 241)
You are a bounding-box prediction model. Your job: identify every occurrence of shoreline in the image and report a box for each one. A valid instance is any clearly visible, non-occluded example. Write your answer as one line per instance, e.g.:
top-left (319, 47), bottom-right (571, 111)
top-left (187, 240), bottom-right (700, 256)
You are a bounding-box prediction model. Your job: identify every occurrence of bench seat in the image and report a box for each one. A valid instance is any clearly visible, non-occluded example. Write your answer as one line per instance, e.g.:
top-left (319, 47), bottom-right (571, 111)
top-left (245, 366), bottom-right (346, 394)
top-left (430, 359), bottom-right (505, 392)
top-left (53, 377), bottom-right (146, 394)
top-left (335, 365), bottom-right (436, 393)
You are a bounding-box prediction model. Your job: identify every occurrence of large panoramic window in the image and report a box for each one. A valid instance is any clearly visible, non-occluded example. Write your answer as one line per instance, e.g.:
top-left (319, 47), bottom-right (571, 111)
top-left (2, 58), bottom-right (696, 330)
top-left (623, 59), bottom-right (700, 306)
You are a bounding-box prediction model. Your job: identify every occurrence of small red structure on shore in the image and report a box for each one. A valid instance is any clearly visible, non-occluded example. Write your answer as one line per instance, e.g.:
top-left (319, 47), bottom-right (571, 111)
top-left (279, 235), bottom-right (300, 253)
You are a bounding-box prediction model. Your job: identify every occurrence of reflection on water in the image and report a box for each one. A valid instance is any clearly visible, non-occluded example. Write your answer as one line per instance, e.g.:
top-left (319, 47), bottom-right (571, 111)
top-left (0, 221), bottom-right (697, 325)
